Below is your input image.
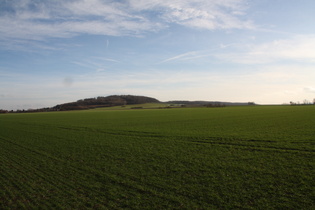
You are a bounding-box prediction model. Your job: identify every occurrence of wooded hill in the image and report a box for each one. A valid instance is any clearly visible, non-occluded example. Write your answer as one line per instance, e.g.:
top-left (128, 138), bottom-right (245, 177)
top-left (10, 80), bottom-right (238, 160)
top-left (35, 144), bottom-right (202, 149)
top-left (53, 95), bottom-right (160, 111)
top-left (1, 95), bottom-right (257, 113)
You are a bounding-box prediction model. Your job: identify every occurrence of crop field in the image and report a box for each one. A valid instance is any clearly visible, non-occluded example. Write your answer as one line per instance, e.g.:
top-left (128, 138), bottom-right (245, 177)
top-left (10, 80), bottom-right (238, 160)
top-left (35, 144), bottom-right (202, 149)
top-left (0, 105), bottom-right (314, 209)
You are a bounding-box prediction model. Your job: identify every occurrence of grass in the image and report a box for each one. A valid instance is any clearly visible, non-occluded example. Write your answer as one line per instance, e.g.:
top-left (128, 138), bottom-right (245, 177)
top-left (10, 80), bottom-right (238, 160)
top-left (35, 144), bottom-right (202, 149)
top-left (93, 102), bottom-right (181, 110)
top-left (0, 105), bottom-right (314, 209)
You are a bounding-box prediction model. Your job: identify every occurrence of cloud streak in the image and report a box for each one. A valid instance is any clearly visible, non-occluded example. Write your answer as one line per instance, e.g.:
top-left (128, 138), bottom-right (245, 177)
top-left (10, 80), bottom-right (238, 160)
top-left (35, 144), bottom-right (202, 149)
top-left (216, 35), bottom-right (315, 64)
top-left (0, 0), bottom-right (252, 45)
top-left (159, 44), bottom-right (239, 63)
top-left (129, 0), bottom-right (253, 29)
top-left (160, 51), bottom-right (198, 63)
top-left (304, 87), bottom-right (315, 93)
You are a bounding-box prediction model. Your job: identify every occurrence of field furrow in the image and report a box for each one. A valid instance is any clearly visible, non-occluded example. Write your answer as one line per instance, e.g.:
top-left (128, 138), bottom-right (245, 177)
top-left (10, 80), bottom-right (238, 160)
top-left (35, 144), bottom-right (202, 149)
top-left (0, 106), bottom-right (314, 209)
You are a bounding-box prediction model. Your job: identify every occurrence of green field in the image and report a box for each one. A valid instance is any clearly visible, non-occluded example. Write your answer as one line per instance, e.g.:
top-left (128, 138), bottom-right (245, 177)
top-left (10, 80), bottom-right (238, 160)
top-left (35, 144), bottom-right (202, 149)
top-left (0, 105), bottom-right (314, 209)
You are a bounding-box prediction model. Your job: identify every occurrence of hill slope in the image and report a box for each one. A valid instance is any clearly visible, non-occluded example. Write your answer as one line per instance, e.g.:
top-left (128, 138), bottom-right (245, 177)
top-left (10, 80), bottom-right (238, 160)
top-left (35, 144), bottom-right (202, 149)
top-left (53, 95), bottom-right (160, 111)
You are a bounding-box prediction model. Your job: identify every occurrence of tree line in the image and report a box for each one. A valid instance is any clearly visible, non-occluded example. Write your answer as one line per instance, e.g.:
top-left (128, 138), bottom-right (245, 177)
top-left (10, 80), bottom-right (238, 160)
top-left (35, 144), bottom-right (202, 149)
top-left (290, 98), bottom-right (315, 105)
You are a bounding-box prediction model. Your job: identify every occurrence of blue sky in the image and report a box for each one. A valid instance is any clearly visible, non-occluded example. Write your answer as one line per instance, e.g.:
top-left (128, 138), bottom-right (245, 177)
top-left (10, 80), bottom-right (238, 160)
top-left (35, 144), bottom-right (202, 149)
top-left (1, 0), bottom-right (315, 110)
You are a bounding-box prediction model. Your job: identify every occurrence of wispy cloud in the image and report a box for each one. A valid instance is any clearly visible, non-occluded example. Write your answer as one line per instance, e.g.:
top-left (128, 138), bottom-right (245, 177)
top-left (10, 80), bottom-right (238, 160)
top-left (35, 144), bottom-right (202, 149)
top-left (129, 0), bottom-right (253, 30)
top-left (160, 51), bottom-right (198, 63)
top-left (216, 35), bottom-right (315, 64)
top-left (71, 56), bottom-right (120, 72)
top-left (95, 57), bottom-right (120, 63)
top-left (0, 0), bottom-right (162, 42)
top-left (159, 44), bottom-right (237, 63)
top-left (0, 0), bottom-right (253, 46)
top-left (304, 87), bottom-right (315, 93)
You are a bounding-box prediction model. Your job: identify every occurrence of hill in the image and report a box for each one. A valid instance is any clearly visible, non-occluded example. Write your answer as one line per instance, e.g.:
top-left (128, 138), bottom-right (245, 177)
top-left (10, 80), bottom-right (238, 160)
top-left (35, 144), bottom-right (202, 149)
top-left (52, 95), bottom-right (160, 111)
top-left (7, 95), bottom-right (256, 113)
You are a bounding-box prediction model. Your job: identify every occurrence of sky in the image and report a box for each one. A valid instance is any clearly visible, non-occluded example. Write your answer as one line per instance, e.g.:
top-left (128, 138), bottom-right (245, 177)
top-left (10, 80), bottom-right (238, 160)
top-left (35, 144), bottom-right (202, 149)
top-left (1, 0), bottom-right (315, 110)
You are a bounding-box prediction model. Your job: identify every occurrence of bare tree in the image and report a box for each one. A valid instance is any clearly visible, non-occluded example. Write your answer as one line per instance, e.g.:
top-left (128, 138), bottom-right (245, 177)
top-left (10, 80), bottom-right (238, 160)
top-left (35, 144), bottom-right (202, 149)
top-left (303, 99), bottom-right (310, 104)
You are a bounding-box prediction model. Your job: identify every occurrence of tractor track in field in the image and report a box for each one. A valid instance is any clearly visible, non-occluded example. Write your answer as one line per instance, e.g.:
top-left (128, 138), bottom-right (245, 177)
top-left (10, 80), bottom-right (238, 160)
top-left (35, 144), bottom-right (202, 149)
top-left (188, 139), bottom-right (315, 153)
